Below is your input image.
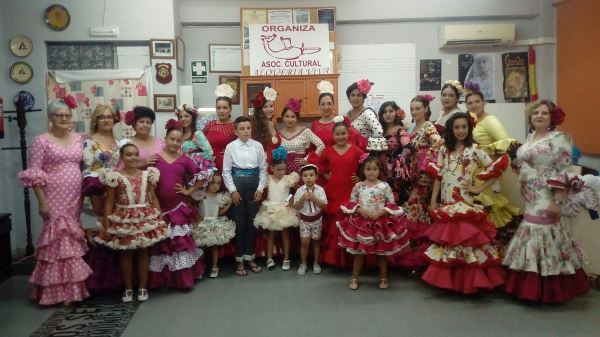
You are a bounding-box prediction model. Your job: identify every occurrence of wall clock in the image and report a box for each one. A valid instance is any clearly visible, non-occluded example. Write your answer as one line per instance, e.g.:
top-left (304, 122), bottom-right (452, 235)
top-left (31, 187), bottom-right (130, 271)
top-left (10, 35), bottom-right (33, 57)
top-left (10, 62), bottom-right (34, 84)
top-left (44, 4), bottom-right (70, 31)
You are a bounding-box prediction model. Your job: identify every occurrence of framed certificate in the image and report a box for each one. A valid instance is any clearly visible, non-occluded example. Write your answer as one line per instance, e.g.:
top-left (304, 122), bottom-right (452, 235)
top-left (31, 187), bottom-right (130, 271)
top-left (209, 44), bottom-right (241, 73)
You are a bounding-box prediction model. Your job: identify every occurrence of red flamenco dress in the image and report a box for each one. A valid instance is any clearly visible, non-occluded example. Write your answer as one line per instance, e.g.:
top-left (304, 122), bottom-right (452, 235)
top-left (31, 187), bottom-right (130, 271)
top-left (318, 144), bottom-right (365, 268)
top-left (203, 120), bottom-right (236, 171)
top-left (421, 146), bottom-right (508, 294)
top-left (336, 181), bottom-right (409, 256)
top-left (149, 155), bottom-right (205, 289)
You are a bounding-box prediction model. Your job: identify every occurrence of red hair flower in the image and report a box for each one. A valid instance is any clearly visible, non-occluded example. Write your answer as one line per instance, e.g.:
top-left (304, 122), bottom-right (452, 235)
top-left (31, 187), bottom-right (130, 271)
top-left (252, 92), bottom-right (266, 109)
top-left (165, 118), bottom-right (182, 130)
top-left (124, 110), bottom-right (136, 126)
top-left (356, 79), bottom-right (373, 95)
top-left (422, 95), bottom-right (435, 103)
top-left (552, 106), bottom-right (566, 126)
top-left (396, 107), bottom-right (406, 120)
top-left (285, 98), bottom-right (302, 113)
top-left (358, 152), bottom-right (370, 164)
top-left (63, 95), bottom-right (78, 109)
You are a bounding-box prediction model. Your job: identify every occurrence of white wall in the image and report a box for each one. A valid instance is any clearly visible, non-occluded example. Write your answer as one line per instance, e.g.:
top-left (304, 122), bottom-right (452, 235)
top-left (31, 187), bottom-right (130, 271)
top-left (0, 0), bottom-right (176, 256)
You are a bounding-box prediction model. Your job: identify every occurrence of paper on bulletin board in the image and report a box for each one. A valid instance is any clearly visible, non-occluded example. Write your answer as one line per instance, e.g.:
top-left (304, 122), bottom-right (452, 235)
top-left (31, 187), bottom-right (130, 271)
top-left (293, 9), bottom-right (310, 24)
top-left (268, 9), bottom-right (293, 24)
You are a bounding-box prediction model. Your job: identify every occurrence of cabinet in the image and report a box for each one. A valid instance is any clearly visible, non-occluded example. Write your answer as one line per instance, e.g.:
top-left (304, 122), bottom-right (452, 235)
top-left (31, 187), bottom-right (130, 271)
top-left (241, 74), bottom-right (340, 120)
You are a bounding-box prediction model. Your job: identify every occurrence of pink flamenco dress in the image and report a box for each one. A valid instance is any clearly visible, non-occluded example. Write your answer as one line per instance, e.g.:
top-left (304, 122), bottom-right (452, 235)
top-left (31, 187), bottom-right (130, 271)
top-left (503, 131), bottom-right (590, 303)
top-left (336, 181), bottom-right (409, 256)
top-left (149, 155), bottom-right (205, 289)
top-left (93, 168), bottom-right (168, 249)
top-left (421, 146), bottom-right (508, 294)
top-left (18, 133), bottom-right (93, 305)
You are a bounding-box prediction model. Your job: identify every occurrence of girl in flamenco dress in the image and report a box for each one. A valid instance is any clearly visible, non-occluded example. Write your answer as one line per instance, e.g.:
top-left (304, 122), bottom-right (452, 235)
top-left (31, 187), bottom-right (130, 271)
top-left (422, 113), bottom-right (507, 294)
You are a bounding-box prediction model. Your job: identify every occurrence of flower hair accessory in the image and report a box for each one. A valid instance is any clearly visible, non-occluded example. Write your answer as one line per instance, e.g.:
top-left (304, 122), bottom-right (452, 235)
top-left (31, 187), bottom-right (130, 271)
top-left (317, 80), bottom-right (334, 94)
top-left (251, 91), bottom-right (267, 109)
top-left (356, 79), bottom-right (374, 95)
top-left (444, 79), bottom-right (463, 94)
top-left (285, 98), bottom-right (302, 113)
top-left (396, 107), bottom-right (406, 120)
top-left (63, 95), bottom-right (78, 109)
top-left (422, 95), bottom-right (435, 103)
top-left (332, 115), bottom-right (352, 127)
top-left (214, 84), bottom-right (234, 98)
top-left (117, 138), bottom-right (132, 151)
top-left (165, 118), bottom-right (183, 130)
top-left (263, 87), bottom-right (278, 102)
top-left (271, 146), bottom-right (288, 161)
top-left (124, 110), bottom-right (136, 126)
top-left (463, 81), bottom-right (481, 95)
top-left (175, 103), bottom-right (198, 117)
top-left (552, 106), bottom-right (566, 126)
top-left (358, 152), bottom-right (370, 164)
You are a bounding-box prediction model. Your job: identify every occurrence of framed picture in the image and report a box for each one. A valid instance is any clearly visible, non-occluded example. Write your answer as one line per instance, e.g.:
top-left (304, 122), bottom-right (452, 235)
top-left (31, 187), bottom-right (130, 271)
top-left (218, 75), bottom-right (241, 105)
top-left (150, 39), bottom-right (175, 59)
top-left (176, 36), bottom-right (185, 70)
top-left (209, 44), bottom-right (242, 73)
top-left (154, 94), bottom-right (176, 112)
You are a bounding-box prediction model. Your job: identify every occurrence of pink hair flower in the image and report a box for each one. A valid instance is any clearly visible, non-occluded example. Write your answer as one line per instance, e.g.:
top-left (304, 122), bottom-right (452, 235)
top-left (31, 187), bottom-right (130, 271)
top-left (422, 95), bottom-right (435, 103)
top-left (165, 118), bottom-right (183, 130)
top-left (285, 98), bottom-right (302, 113)
top-left (63, 95), bottom-right (78, 109)
top-left (356, 79), bottom-right (373, 95)
top-left (358, 152), bottom-right (370, 164)
top-left (396, 107), bottom-right (406, 120)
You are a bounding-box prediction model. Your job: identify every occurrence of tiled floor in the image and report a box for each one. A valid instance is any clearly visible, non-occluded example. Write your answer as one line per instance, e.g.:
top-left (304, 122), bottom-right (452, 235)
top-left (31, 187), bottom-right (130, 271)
top-left (1, 265), bottom-right (599, 337)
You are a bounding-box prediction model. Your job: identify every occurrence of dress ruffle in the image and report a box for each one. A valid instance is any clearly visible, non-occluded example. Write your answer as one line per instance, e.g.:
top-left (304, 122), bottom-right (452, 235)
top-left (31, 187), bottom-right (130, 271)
top-left (188, 153), bottom-right (217, 186)
top-left (18, 168), bottom-right (48, 187)
top-left (366, 137), bottom-right (388, 151)
top-left (504, 268), bottom-right (590, 303)
top-left (84, 244), bottom-right (122, 292)
top-left (422, 264), bottom-right (506, 294)
top-left (31, 282), bottom-right (90, 306)
top-left (337, 215), bottom-right (409, 256)
top-left (192, 218), bottom-right (236, 247)
top-left (254, 202), bottom-right (298, 230)
top-left (502, 220), bottom-right (588, 276)
top-left (82, 176), bottom-right (105, 196)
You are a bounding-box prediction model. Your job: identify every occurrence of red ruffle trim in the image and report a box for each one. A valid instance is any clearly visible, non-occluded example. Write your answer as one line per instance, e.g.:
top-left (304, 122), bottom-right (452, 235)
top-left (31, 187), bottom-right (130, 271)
top-left (425, 220), bottom-right (494, 247)
top-left (504, 269), bottom-right (590, 304)
top-left (421, 264), bottom-right (506, 294)
top-left (389, 241), bottom-right (430, 268)
top-left (149, 261), bottom-right (204, 290)
top-left (337, 215), bottom-right (409, 256)
top-left (476, 154), bottom-right (509, 181)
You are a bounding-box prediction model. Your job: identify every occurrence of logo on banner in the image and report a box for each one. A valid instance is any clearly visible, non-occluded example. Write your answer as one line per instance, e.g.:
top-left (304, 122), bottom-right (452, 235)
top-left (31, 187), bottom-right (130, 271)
top-left (249, 24), bottom-right (331, 76)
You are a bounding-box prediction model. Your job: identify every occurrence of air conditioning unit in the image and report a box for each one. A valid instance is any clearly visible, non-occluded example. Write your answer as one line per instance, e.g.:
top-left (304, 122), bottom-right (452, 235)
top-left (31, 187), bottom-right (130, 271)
top-left (89, 26), bottom-right (120, 38)
top-left (439, 24), bottom-right (515, 48)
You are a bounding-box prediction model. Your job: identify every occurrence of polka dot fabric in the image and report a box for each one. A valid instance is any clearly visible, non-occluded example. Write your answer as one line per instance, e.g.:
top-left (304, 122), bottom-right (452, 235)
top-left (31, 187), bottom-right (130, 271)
top-left (18, 133), bottom-right (92, 305)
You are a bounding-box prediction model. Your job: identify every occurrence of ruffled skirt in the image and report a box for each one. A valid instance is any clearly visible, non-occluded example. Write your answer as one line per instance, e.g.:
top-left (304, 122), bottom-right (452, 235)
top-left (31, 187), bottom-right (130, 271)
top-left (474, 186), bottom-right (520, 228)
top-left (94, 204), bottom-right (169, 250)
top-left (337, 215), bottom-right (409, 256)
top-left (30, 215), bottom-right (92, 305)
top-left (502, 219), bottom-right (589, 303)
top-left (82, 176), bottom-right (105, 197)
top-left (149, 203), bottom-right (204, 289)
top-left (421, 203), bottom-right (505, 294)
top-left (192, 217), bottom-right (236, 247)
top-left (254, 202), bottom-right (298, 231)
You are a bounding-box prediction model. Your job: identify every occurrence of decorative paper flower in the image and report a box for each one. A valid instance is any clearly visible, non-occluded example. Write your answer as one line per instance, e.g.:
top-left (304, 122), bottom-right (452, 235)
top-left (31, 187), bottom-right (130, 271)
top-left (356, 79), bottom-right (373, 95)
top-left (176, 103), bottom-right (198, 117)
top-left (552, 106), bottom-right (566, 126)
top-left (124, 110), bottom-right (136, 126)
top-left (317, 80), bottom-right (335, 94)
top-left (117, 138), bottom-right (132, 151)
top-left (358, 152), bottom-right (370, 164)
top-left (263, 87), bottom-right (278, 102)
top-left (214, 84), bottom-right (234, 98)
top-left (286, 98), bottom-right (302, 113)
top-left (422, 95), bottom-right (435, 103)
top-left (251, 92), bottom-right (267, 109)
top-left (444, 79), bottom-right (463, 94)
top-left (271, 146), bottom-right (288, 161)
top-left (63, 95), bottom-right (78, 109)
top-left (463, 81), bottom-right (481, 95)
top-left (165, 118), bottom-right (183, 130)
top-left (396, 107), bottom-right (406, 120)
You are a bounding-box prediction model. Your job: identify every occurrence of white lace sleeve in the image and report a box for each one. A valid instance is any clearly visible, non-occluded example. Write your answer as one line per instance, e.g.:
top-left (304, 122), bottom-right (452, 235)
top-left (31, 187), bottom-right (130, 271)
top-left (98, 169), bottom-right (120, 188)
top-left (146, 167), bottom-right (160, 185)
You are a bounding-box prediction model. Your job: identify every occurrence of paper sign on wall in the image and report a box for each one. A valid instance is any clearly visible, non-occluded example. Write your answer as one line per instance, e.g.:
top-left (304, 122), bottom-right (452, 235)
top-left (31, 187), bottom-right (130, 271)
top-left (248, 23), bottom-right (331, 76)
top-left (191, 60), bottom-right (207, 84)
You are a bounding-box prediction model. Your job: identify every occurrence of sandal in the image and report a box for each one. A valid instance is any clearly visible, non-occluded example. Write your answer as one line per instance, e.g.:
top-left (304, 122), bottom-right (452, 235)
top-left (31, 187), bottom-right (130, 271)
top-left (266, 259), bottom-right (276, 270)
top-left (378, 278), bottom-right (389, 290)
top-left (235, 263), bottom-right (247, 276)
top-left (210, 268), bottom-right (219, 278)
top-left (348, 278), bottom-right (359, 290)
top-left (248, 261), bottom-right (263, 273)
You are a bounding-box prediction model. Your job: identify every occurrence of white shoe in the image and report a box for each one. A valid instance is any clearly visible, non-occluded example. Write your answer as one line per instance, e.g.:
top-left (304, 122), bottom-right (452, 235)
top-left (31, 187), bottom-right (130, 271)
top-left (282, 260), bottom-right (291, 271)
top-left (122, 289), bottom-right (133, 303)
top-left (137, 289), bottom-right (149, 302)
top-left (266, 259), bottom-right (276, 270)
top-left (297, 264), bottom-right (307, 276)
top-left (313, 263), bottom-right (322, 274)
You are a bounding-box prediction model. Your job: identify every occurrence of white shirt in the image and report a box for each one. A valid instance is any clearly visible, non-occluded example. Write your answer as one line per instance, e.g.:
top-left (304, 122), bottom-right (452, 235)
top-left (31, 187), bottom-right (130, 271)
top-left (222, 138), bottom-right (268, 193)
top-left (293, 184), bottom-right (327, 216)
top-left (435, 107), bottom-right (462, 127)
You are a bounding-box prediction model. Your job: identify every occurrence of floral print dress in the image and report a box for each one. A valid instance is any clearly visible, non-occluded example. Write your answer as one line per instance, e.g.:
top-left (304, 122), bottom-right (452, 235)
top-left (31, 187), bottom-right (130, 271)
top-left (503, 131), bottom-right (590, 303)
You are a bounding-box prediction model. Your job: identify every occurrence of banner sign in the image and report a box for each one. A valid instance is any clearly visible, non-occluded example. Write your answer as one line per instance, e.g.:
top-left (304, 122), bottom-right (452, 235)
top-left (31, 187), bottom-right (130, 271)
top-left (249, 23), bottom-right (331, 76)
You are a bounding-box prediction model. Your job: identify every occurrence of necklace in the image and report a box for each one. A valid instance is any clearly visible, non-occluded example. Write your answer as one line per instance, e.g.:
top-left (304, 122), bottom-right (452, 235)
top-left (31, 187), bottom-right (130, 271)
top-left (446, 147), bottom-right (466, 173)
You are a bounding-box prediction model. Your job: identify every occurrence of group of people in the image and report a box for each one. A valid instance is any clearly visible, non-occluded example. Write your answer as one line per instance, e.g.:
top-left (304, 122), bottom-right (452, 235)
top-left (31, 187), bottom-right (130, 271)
top-left (19, 78), bottom-right (596, 307)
